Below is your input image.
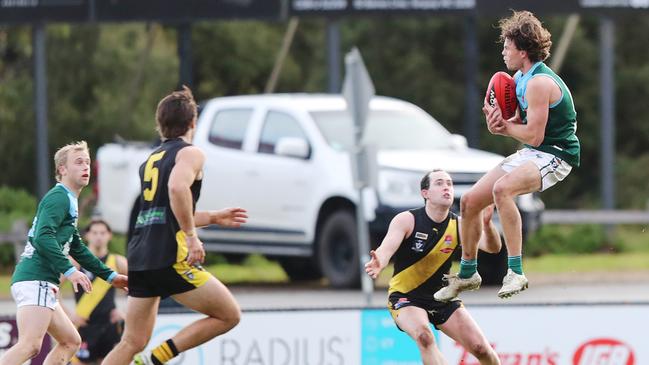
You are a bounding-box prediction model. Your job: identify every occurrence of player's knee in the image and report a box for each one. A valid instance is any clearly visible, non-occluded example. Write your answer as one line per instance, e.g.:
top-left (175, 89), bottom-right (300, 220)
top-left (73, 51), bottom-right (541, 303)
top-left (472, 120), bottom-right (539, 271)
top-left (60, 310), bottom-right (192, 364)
top-left (468, 341), bottom-right (492, 359)
top-left (460, 192), bottom-right (481, 216)
top-left (122, 333), bottom-right (149, 353)
top-left (222, 305), bottom-right (242, 330)
top-left (414, 326), bottom-right (435, 349)
top-left (492, 180), bottom-right (512, 202)
top-left (59, 332), bottom-right (82, 351)
top-left (20, 341), bottom-right (42, 359)
top-left (207, 300), bottom-right (241, 330)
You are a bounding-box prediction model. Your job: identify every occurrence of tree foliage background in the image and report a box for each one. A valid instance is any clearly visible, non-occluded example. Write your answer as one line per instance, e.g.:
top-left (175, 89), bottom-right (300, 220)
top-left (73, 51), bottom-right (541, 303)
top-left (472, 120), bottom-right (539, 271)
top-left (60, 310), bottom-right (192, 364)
top-left (1, 14), bottom-right (648, 209)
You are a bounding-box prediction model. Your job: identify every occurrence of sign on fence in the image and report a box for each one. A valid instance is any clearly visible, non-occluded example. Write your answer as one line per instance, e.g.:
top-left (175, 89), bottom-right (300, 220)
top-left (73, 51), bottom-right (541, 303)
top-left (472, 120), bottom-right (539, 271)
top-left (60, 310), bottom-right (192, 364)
top-left (141, 304), bottom-right (648, 364)
top-left (0, 317), bottom-right (51, 365)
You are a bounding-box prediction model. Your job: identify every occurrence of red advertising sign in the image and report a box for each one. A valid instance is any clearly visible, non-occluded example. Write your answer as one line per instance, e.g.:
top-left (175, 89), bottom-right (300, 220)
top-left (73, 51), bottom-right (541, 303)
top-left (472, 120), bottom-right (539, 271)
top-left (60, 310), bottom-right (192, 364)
top-left (573, 338), bottom-right (635, 365)
top-left (0, 317), bottom-right (51, 365)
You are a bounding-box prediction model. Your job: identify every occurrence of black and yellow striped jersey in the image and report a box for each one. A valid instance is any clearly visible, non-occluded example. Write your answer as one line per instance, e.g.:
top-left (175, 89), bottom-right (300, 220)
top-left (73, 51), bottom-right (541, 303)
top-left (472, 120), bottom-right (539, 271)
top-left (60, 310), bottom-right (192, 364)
top-left (388, 208), bottom-right (460, 302)
top-left (128, 138), bottom-right (202, 271)
top-left (74, 254), bottom-right (117, 323)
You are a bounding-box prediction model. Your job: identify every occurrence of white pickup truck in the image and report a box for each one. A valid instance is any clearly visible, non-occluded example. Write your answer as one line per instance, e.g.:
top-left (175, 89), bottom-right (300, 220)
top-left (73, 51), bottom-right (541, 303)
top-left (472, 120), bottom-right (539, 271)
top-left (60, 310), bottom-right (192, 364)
top-left (96, 94), bottom-right (543, 287)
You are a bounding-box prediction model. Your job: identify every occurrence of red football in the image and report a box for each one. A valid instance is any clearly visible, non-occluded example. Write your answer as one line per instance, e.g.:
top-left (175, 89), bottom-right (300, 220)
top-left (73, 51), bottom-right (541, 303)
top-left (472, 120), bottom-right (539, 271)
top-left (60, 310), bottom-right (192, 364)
top-left (485, 71), bottom-right (518, 120)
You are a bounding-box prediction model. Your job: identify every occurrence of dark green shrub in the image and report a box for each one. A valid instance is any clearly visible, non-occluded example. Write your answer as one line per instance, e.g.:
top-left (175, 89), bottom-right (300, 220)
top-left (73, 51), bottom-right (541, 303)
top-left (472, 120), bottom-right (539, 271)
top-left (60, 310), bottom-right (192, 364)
top-left (525, 224), bottom-right (620, 256)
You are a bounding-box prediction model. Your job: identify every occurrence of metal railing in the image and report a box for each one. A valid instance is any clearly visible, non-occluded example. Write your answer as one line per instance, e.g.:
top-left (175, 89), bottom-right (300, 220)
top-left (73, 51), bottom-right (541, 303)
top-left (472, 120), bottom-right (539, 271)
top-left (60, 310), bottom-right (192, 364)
top-left (0, 220), bottom-right (27, 263)
top-left (542, 210), bottom-right (649, 224)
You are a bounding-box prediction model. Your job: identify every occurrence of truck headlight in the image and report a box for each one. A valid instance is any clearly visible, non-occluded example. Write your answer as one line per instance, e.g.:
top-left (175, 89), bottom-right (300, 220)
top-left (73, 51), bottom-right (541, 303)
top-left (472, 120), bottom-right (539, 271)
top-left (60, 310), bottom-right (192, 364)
top-left (377, 169), bottom-right (423, 207)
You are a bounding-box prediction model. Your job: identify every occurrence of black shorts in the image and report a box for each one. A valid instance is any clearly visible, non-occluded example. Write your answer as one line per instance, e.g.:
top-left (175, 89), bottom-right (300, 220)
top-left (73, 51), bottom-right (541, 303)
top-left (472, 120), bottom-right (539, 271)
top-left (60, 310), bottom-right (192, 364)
top-left (76, 321), bottom-right (123, 362)
top-left (129, 262), bottom-right (210, 298)
top-left (388, 294), bottom-right (463, 330)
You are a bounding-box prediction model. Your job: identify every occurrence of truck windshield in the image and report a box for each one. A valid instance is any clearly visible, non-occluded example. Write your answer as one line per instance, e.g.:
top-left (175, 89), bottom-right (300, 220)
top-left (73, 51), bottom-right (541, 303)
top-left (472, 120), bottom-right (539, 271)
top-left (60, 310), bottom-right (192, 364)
top-left (310, 109), bottom-right (453, 150)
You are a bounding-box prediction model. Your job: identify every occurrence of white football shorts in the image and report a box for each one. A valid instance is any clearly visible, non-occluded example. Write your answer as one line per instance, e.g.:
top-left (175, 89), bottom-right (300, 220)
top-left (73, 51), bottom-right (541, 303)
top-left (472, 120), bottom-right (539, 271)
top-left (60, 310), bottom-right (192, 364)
top-left (11, 280), bottom-right (59, 310)
top-left (501, 147), bottom-right (572, 192)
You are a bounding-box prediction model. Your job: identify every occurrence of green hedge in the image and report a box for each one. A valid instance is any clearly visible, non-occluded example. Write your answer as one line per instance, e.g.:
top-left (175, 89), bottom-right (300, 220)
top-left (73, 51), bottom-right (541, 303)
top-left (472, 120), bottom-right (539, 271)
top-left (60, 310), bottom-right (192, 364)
top-left (525, 224), bottom-right (623, 257)
top-left (0, 186), bottom-right (37, 271)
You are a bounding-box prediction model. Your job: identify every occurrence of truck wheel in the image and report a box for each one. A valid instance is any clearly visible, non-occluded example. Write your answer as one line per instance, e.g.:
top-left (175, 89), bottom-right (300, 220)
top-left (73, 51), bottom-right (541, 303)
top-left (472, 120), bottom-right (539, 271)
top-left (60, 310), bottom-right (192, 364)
top-left (278, 257), bottom-right (322, 281)
top-left (317, 211), bottom-right (360, 288)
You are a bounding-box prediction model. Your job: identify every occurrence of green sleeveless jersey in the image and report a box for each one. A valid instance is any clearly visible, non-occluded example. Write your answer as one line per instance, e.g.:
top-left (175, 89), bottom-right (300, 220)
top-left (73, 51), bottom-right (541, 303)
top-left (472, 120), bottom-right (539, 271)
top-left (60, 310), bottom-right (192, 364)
top-left (12, 183), bottom-right (115, 286)
top-left (515, 62), bottom-right (580, 167)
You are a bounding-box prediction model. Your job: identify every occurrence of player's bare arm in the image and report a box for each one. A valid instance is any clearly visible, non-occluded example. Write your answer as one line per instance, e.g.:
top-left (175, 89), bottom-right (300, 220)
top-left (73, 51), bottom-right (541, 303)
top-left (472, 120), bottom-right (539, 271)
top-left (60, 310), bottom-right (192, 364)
top-left (108, 255), bottom-right (128, 323)
top-left (456, 205), bottom-right (501, 256)
top-left (115, 254), bottom-right (128, 275)
top-left (169, 145), bottom-right (206, 266)
top-left (194, 207), bottom-right (248, 228)
top-left (503, 78), bottom-right (554, 145)
top-left (112, 255), bottom-right (129, 291)
top-left (365, 212), bottom-right (413, 279)
top-left (477, 205), bottom-right (502, 254)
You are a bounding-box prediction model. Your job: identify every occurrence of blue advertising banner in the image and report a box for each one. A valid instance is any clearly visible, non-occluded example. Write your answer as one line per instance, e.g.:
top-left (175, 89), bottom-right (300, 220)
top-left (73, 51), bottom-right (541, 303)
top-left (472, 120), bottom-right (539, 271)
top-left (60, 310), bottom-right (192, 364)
top-left (361, 308), bottom-right (440, 365)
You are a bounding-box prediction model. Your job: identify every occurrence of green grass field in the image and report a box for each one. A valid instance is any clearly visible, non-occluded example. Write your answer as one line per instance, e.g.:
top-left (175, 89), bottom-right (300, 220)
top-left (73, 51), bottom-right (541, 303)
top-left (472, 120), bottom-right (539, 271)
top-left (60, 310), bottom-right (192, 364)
top-left (2, 251), bottom-right (649, 298)
top-left (1, 224), bottom-right (647, 297)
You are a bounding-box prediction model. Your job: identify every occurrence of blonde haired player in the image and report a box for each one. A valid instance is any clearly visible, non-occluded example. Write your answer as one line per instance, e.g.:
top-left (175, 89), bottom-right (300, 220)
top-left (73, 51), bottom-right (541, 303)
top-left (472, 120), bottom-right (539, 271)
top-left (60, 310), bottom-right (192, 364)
top-left (0, 141), bottom-right (128, 365)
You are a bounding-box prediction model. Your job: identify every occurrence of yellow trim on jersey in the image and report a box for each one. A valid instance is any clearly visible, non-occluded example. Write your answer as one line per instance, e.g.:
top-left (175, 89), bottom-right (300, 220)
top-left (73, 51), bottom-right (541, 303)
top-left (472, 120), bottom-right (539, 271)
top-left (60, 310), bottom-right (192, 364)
top-left (75, 254), bottom-right (117, 319)
top-left (176, 230), bottom-right (188, 263)
top-left (388, 218), bottom-right (459, 295)
top-left (173, 230), bottom-right (210, 287)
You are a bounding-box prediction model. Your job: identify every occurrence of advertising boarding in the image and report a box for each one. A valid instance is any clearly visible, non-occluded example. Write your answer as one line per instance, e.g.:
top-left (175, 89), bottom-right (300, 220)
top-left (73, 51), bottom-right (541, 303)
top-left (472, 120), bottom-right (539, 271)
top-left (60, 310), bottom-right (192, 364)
top-left (146, 304), bottom-right (646, 364)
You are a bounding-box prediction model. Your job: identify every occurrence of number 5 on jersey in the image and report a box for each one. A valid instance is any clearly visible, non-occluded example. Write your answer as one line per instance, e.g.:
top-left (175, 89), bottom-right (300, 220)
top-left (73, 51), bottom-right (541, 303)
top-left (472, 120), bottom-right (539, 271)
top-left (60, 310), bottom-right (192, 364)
top-left (143, 151), bottom-right (166, 201)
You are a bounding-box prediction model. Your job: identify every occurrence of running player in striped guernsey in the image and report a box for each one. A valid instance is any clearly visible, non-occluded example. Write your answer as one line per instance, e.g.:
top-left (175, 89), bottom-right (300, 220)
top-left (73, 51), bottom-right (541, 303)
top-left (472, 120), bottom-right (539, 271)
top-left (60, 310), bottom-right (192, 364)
top-left (102, 87), bottom-right (248, 365)
top-left (365, 170), bottom-right (501, 365)
top-left (0, 141), bottom-right (128, 365)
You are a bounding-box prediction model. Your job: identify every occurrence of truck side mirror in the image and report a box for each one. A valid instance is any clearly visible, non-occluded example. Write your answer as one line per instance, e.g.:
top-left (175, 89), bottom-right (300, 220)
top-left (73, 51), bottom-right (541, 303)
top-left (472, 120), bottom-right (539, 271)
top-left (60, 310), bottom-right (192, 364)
top-left (275, 137), bottom-right (310, 159)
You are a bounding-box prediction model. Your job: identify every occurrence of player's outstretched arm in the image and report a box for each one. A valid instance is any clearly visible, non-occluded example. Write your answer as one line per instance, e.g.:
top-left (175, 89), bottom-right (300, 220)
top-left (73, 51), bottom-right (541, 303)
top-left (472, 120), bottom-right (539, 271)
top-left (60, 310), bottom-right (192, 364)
top-left (194, 207), bottom-right (248, 228)
top-left (365, 212), bottom-right (412, 279)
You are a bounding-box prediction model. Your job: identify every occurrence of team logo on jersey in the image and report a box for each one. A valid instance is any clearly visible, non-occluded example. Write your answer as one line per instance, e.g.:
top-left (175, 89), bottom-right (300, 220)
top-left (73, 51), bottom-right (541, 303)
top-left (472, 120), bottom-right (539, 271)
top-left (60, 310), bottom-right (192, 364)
top-left (183, 269), bottom-right (195, 280)
top-left (393, 297), bottom-right (410, 309)
top-left (444, 235), bottom-right (453, 245)
top-left (550, 158), bottom-right (559, 169)
top-left (415, 232), bottom-right (428, 240)
top-left (411, 239), bottom-right (425, 252)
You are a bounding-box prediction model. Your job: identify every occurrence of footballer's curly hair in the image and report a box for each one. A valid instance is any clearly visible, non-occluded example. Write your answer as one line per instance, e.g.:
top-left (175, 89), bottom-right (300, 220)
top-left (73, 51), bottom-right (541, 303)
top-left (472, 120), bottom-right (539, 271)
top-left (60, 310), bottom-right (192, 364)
top-left (155, 85), bottom-right (197, 139)
top-left (499, 10), bottom-right (552, 63)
